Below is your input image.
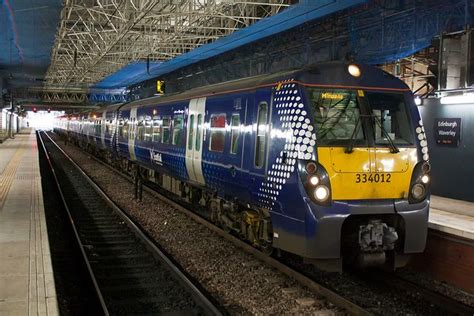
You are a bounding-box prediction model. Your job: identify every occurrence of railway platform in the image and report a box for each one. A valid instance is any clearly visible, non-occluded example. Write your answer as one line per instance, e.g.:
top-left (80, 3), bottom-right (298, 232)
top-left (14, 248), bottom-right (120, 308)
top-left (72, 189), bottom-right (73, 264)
top-left (410, 195), bottom-right (474, 294)
top-left (0, 129), bottom-right (58, 315)
top-left (429, 195), bottom-right (474, 240)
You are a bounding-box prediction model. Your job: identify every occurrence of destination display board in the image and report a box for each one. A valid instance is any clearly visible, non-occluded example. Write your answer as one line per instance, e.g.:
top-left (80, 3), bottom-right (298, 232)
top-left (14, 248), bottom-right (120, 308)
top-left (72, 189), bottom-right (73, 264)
top-left (435, 118), bottom-right (461, 146)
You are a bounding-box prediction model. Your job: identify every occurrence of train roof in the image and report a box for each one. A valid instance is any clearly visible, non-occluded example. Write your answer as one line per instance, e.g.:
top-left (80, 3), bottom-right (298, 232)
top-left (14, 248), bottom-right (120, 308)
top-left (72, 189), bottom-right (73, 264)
top-left (121, 68), bottom-right (300, 110)
top-left (120, 62), bottom-right (410, 111)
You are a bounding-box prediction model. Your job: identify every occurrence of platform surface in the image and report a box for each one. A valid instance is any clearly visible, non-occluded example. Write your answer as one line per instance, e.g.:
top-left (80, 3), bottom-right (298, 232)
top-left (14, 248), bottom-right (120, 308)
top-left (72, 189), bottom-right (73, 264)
top-left (0, 130), bottom-right (58, 315)
top-left (429, 195), bottom-right (474, 240)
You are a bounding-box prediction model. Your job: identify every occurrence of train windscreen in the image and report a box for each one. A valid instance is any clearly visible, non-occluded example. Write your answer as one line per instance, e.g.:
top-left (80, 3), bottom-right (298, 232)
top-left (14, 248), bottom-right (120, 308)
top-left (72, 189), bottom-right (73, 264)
top-left (306, 88), bottom-right (413, 146)
top-left (365, 91), bottom-right (414, 146)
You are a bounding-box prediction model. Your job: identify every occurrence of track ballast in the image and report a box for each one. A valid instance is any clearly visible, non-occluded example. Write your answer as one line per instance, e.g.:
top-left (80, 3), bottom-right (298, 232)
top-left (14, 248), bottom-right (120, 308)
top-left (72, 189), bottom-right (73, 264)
top-left (38, 131), bottom-right (221, 315)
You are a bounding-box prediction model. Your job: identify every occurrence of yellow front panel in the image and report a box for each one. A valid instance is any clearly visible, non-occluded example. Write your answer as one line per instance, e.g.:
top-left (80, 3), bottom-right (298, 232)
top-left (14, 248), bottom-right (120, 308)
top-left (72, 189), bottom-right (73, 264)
top-left (329, 147), bottom-right (371, 173)
top-left (318, 147), bottom-right (418, 200)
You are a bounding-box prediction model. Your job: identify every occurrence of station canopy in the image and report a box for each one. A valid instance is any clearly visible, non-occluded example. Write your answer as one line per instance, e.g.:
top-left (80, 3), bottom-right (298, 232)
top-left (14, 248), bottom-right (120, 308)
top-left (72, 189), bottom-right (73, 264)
top-left (45, 0), bottom-right (297, 87)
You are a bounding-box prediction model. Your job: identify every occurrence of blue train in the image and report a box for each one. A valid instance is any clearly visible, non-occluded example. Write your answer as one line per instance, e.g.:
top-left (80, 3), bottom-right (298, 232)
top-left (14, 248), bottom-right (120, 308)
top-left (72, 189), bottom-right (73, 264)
top-left (55, 62), bottom-right (431, 270)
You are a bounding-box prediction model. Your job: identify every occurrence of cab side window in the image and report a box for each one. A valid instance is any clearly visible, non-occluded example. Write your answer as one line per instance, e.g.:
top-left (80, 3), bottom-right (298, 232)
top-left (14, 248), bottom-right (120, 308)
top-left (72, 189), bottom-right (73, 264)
top-left (209, 114), bottom-right (226, 152)
top-left (255, 102), bottom-right (268, 168)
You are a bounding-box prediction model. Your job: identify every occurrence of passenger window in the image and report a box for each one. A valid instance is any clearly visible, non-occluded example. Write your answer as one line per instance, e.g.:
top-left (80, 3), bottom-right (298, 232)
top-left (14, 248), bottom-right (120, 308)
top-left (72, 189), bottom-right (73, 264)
top-left (144, 119), bottom-right (152, 141)
top-left (188, 115), bottom-right (195, 150)
top-left (137, 119), bottom-right (145, 141)
top-left (123, 120), bottom-right (129, 138)
top-left (118, 120), bottom-right (123, 137)
top-left (172, 115), bottom-right (184, 146)
top-left (209, 114), bottom-right (226, 152)
top-left (152, 117), bottom-right (162, 142)
top-left (196, 114), bottom-right (203, 151)
top-left (230, 114), bottom-right (240, 154)
top-left (255, 102), bottom-right (268, 168)
top-left (162, 116), bottom-right (171, 144)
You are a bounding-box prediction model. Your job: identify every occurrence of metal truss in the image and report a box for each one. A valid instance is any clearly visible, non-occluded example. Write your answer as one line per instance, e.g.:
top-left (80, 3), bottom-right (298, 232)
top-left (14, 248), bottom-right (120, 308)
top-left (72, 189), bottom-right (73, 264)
top-left (13, 87), bottom-right (89, 104)
top-left (46, 0), bottom-right (292, 87)
top-left (12, 86), bottom-right (127, 105)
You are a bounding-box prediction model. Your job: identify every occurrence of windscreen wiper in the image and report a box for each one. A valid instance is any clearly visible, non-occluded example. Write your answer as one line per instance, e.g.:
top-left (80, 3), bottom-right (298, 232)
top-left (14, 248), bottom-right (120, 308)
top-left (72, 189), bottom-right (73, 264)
top-left (317, 97), bottom-right (351, 140)
top-left (345, 115), bottom-right (361, 154)
top-left (373, 116), bottom-right (399, 153)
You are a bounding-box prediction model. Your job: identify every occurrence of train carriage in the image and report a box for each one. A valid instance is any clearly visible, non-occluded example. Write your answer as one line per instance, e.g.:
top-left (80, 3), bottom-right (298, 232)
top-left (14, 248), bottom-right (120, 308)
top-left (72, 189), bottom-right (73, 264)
top-left (55, 62), bottom-right (430, 270)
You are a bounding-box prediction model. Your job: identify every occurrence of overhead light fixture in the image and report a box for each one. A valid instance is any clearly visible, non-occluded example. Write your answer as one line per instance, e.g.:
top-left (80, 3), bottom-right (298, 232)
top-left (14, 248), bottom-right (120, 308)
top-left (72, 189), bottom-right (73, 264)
top-left (440, 93), bottom-right (474, 105)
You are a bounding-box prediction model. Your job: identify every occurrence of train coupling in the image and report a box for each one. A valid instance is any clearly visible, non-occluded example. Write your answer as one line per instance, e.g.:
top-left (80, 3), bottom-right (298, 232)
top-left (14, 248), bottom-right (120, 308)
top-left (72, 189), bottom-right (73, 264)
top-left (357, 220), bottom-right (398, 267)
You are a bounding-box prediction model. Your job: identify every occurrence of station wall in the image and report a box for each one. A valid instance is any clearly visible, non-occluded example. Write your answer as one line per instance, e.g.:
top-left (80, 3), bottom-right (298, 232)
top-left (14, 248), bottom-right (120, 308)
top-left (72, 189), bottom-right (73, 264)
top-left (419, 99), bottom-right (474, 202)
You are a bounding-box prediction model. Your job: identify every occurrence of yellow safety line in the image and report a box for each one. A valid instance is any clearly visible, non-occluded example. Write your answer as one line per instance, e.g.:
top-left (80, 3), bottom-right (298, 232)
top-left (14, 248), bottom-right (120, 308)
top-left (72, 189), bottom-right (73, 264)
top-left (0, 145), bottom-right (25, 211)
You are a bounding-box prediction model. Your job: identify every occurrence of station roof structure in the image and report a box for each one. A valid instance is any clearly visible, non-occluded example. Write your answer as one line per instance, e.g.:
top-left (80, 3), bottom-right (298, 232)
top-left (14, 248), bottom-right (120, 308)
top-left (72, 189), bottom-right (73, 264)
top-left (90, 0), bottom-right (366, 90)
top-left (44, 0), bottom-right (296, 87)
top-left (1, 0), bottom-right (473, 109)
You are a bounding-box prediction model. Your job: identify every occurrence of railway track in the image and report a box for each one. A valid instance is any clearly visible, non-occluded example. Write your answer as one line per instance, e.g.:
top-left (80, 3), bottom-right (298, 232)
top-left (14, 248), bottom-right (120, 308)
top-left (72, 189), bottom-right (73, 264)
top-left (38, 131), bottom-right (222, 315)
top-left (47, 131), bottom-right (474, 315)
top-left (363, 270), bottom-right (474, 316)
top-left (47, 132), bottom-right (371, 315)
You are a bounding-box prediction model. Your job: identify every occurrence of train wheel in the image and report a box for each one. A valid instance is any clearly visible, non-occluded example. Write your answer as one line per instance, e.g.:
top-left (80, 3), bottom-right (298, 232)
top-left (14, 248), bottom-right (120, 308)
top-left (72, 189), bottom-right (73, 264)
top-left (260, 241), bottom-right (273, 256)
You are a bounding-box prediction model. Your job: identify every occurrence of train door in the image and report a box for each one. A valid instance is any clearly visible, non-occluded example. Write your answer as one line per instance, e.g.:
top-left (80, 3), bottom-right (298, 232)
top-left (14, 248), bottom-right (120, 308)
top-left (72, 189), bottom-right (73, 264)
top-left (243, 90), bottom-right (272, 199)
top-left (128, 107), bottom-right (137, 161)
top-left (185, 97), bottom-right (206, 185)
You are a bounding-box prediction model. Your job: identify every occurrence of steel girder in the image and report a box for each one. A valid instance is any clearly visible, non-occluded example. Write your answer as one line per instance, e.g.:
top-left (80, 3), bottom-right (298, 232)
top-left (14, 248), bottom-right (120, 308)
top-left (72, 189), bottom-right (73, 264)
top-left (12, 87), bottom-right (89, 104)
top-left (45, 0), bottom-right (292, 87)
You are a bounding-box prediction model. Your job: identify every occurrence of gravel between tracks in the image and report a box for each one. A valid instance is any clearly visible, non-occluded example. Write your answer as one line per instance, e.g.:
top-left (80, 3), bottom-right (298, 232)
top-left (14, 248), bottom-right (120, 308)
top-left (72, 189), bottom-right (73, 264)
top-left (55, 138), bottom-right (343, 315)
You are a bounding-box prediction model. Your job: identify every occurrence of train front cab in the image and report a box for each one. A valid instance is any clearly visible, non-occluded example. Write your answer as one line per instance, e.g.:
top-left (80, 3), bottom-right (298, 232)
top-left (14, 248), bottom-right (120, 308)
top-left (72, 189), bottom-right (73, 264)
top-left (291, 83), bottom-right (430, 270)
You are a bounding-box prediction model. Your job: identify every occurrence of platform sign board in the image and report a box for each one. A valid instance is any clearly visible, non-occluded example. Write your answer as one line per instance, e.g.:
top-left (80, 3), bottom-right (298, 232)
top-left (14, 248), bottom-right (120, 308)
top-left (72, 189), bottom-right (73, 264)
top-left (435, 118), bottom-right (461, 146)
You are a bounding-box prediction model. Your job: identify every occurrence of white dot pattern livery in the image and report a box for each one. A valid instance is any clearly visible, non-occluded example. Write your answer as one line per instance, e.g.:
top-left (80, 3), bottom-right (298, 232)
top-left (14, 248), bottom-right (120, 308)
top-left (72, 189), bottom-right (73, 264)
top-left (257, 80), bottom-right (317, 209)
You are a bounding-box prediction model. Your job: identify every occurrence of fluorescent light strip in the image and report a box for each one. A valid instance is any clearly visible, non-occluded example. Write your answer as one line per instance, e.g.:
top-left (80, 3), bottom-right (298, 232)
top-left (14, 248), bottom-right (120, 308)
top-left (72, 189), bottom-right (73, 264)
top-left (440, 93), bottom-right (474, 105)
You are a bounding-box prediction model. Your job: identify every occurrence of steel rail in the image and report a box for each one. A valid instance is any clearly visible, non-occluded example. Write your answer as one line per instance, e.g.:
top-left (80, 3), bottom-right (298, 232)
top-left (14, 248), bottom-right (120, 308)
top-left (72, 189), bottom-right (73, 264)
top-left (37, 131), bottom-right (110, 316)
top-left (40, 131), bottom-right (222, 316)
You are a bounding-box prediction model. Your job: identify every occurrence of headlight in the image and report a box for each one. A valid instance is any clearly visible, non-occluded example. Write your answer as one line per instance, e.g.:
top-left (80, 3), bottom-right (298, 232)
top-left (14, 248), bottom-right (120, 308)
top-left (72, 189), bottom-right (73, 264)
top-left (314, 185), bottom-right (330, 201)
top-left (309, 176), bottom-right (319, 186)
top-left (411, 184), bottom-right (426, 200)
top-left (299, 160), bottom-right (332, 206)
top-left (421, 175), bottom-right (430, 184)
top-left (348, 64), bottom-right (361, 77)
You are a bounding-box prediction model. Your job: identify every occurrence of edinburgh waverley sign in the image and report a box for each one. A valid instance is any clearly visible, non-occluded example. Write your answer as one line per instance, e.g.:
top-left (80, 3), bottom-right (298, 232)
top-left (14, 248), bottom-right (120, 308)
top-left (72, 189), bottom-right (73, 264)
top-left (435, 118), bottom-right (461, 146)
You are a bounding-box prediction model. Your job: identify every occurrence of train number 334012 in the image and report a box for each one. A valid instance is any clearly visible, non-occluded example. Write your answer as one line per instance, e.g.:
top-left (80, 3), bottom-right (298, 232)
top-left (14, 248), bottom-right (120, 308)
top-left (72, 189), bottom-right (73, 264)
top-left (355, 173), bottom-right (391, 183)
